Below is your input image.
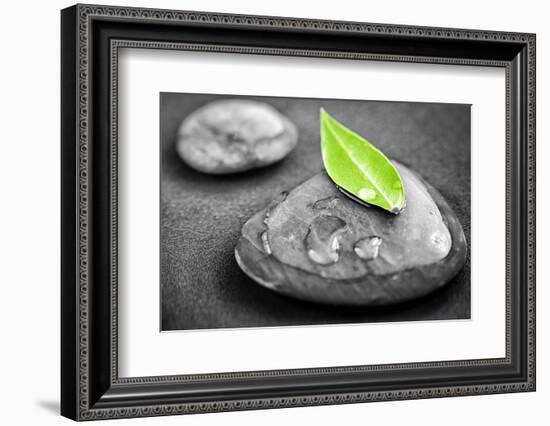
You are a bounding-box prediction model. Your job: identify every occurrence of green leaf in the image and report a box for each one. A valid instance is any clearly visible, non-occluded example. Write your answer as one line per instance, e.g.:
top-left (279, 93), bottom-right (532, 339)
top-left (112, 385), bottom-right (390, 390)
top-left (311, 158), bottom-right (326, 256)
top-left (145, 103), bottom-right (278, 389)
top-left (320, 108), bottom-right (405, 214)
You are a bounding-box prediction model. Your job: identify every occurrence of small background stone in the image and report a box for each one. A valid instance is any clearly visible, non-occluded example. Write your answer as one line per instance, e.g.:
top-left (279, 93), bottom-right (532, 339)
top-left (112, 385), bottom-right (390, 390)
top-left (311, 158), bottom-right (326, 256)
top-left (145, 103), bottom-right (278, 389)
top-left (160, 92), bottom-right (470, 331)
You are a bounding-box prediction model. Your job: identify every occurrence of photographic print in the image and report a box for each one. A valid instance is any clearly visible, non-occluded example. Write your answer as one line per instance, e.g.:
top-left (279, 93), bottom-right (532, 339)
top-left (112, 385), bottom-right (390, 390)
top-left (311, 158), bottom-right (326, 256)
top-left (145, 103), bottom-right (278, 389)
top-left (61, 6), bottom-right (535, 418)
top-left (160, 93), bottom-right (470, 331)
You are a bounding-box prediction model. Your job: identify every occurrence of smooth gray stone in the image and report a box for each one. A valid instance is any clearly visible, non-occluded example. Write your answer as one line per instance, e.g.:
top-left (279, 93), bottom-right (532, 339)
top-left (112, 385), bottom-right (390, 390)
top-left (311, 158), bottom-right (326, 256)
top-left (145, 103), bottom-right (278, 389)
top-left (177, 99), bottom-right (298, 174)
top-left (235, 162), bottom-right (467, 306)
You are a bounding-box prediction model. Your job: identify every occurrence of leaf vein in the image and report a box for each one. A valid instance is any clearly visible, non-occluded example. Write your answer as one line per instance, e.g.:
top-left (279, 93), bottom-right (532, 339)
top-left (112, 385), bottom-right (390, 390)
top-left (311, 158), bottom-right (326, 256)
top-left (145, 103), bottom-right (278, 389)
top-left (324, 119), bottom-right (394, 209)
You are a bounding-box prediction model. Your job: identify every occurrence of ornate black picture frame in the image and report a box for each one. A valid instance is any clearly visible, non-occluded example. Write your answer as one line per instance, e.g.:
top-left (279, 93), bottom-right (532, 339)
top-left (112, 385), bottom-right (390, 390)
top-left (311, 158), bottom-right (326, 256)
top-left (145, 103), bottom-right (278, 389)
top-left (61, 4), bottom-right (536, 421)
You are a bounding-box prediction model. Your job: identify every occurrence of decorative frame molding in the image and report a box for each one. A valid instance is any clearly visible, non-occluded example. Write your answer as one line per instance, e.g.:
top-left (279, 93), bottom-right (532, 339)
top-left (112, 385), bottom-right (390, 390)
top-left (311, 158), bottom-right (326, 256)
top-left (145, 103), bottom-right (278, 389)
top-left (61, 3), bottom-right (535, 421)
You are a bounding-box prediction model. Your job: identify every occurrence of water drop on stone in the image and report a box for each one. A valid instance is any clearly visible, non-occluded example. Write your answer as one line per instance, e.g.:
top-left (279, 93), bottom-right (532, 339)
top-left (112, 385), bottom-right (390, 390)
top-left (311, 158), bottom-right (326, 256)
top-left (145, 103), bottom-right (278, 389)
top-left (312, 196), bottom-right (339, 210)
top-left (261, 231), bottom-right (272, 254)
top-left (432, 232), bottom-right (451, 254)
top-left (354, 236), bottom-right (383, 260)
top-left (305, 215), bottom-right (347, 265)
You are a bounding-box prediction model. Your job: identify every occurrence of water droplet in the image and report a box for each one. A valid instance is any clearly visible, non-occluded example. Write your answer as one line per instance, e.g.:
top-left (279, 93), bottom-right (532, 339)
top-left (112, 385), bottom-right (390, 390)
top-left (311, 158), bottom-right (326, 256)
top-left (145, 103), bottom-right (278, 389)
top-left (354, 236), bottom-right (382, 260)
top-left (261, 231), bottom-right (272, 254)
top-left (305, 215), bottom-right (347, 265)
top-left (432, 232), bottom-right (451, 254)
top-left (358, 187), bottom-right (376, 201)
top-left (312, 196), bottom-right (339, 210)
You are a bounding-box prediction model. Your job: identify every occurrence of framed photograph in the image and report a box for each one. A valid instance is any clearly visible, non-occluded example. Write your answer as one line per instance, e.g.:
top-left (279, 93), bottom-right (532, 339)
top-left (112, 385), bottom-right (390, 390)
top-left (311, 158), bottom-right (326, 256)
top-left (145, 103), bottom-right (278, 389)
top-left (61, 4), bottom-right (536, 421)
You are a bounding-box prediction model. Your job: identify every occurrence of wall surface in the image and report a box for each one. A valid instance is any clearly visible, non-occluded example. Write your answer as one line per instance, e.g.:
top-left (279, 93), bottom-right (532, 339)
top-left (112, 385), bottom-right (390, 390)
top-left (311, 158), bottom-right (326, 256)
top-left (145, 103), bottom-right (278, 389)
top-left (0, 0), bottom-right (546, 424)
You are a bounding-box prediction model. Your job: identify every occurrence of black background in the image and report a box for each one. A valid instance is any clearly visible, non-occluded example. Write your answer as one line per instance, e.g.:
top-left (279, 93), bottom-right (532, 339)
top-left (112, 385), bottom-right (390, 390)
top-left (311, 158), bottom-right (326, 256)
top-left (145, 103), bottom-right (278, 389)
top-left (160, 93), bottom-right (470, 331)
